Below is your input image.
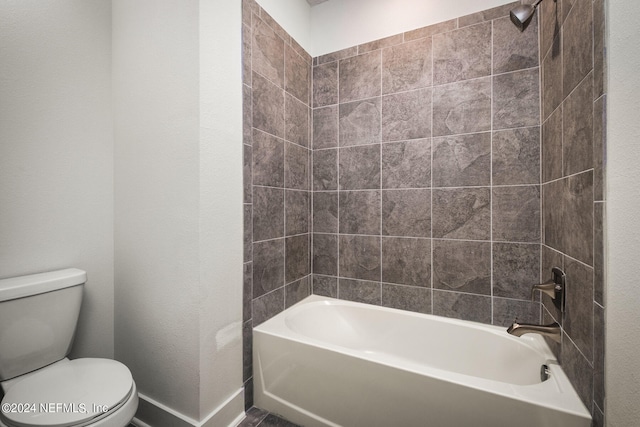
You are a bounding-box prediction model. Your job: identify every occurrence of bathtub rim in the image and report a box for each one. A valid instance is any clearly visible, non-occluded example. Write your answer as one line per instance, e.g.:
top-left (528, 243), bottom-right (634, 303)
top-left (253, 295), bottom-right (591, 421)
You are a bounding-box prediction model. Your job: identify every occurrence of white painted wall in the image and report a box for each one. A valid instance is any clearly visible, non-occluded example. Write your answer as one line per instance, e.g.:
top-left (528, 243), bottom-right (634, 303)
top-left (0, 0), bottom-right (114, 359)
top-left (198, 0), bottom-right (244, 421)
top-left (255, 0), bottom-right (312, 52)
top-left (113, 0), bottom-right (243, 423)
top-left (113, 0), bottom-right (202, 418)
top-left (606, 1), bottom-right (640, 425)
top-left (257, 0), bottom-right (515, 57)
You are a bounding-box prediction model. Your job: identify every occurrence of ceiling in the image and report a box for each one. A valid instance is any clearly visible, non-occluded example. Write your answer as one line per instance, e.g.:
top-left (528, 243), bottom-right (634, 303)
top-left (306, 0), bottom-right (330, 6)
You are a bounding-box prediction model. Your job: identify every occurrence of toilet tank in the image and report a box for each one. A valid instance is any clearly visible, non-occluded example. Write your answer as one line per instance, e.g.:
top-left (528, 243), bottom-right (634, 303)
top-left (0, 269), bottom-right (86, 381)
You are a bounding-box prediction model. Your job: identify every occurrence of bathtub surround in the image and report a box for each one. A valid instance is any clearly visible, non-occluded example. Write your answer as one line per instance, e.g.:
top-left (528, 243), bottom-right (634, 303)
top-left (539, 0), bottom-right (606, 422)
top-left (311, 3), bottom-right (542, 326)
top-left (242, 0), bottom-right (313, 409)
top-left (254, 296), bottom-right (591, 427)
top-left (245, 0), bottom-right (610, 423)
top-left (243, 0), bottom-right (544, 410)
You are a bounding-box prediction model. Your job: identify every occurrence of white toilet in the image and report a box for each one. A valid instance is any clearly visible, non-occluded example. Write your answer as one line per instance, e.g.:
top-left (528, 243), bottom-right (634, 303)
top-left (0, 269), bottom-right (138, 427)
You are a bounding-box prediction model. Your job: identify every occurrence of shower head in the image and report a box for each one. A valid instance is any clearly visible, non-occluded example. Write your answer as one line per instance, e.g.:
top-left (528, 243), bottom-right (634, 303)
top-left (510, 0), bottom-right (547, 32)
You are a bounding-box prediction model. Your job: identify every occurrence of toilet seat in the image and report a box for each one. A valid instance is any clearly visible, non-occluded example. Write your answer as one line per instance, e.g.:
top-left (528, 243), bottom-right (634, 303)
top-left (1, 359), bottom-right (133, 427)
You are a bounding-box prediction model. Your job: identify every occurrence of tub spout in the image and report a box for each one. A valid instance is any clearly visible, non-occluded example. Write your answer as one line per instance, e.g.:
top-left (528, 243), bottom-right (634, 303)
top-left (507, 320), bottom-right (561, 343)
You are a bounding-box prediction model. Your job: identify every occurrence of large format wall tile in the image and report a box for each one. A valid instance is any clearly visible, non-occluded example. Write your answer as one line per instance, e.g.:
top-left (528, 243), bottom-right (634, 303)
top-left (252, 16), bottom-right (284, 87)
top-left (339, 144), bottom-right (381, 190)
top-left (286, 235), bottom-right (310, 283)
top-left (313, 233), bottom-right (338, 276)
top-left (252, 130), bottom-right (284, 187)
top-left (492, 185), bottom-right (541, 243)
top-left (404, 18), bottom-right (457, 42)
top-left (382, 237), bottom-right (431, 287)
top-left (564, 256), bottom-right (594, 362)
top-left (286, 276), bottom-right (311, 308)
top-left (562, 315), bottom-right (595, 414)
top-left (285, 44), bottom-right (310, 104)
top-left (593, 0), bottom-right (606, 100)
top-left (252, 287), bottom-right (284, 327)
top-left (339, 235), bottom-right (381, 281)
top-left (493, 242), bottom-right (540, 300)
top-left (433, 240), bottom-right (491, 295)
top-left (382, 139), bottom-right (431, 189)
top-left (382, 37), bottom-right (432, 94)
top-left (338, 278), bottom-right (381, 305)
top-left (285, 190), bottom-right (309, 236)
top-left (313, 62), bottom-right (338, 108)
top-left (562, 171), bottom-right (593, 265)
top-left (285, 93), bottom-right (309, 147)
top-left (313, 192), bottom-right (338, 233)
top-left (432, 188), bottom-right (491, 240)
top-left (382, 189), bottom-right (431, 237)
top-left (563, 72), bottom-right (593, 176)
top-left (358, 34), bottom-right (403, 54)
top-left (382, 88), bottom-right (432, 142)
top-left (493, 15), bottom-right (539, 74)
top-left (313, 105), bottom-right (338, 149)
top-left (458, 1), bottom-right (519, 27)
top-left (543, 179), bottom-right (564, 250)
top-left (493, 127), bottom-right (540, 185)
top-left (339, 51), bottom-right (381, 102)
top-left (313, 274), bottom-right (338, 298)
top-left (432, 132), bottom-right (491, 187)
top-left (252, 71), bottom-right (284, 138)
top-left (433, 290), bottom-right (491, 324)
top-left (493, 298), bottom-right (541, 327)
top-left (339, 98), bottom-right (382, 146)
top-left (433, 78), bottom-right (491, 136)
top-left (339, 191), bottom-right (381, 235)
top-left (253, 239), bottom-right (285, 298)
top-left (542, 108), bottom-right (563, 183)
top-left (433, 22), bottom-right (492, 85)
top-left (493, 68), bottom-right (540, 130)
top-left (313, 149), bottom-right (337, 191)
top-left (382, 283), bottom-right (431, 314)
top-left (253, 186), bottom-right (284, 241)
top-left (542, 38), bottom-right (563, 121)
top-left (562, 0), bottom-right (592, 97)
top-left (285, 142), bottom-right (309, 190)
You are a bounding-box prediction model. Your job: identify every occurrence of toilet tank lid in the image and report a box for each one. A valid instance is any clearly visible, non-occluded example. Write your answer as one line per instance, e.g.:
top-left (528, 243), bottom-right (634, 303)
top-left (0, 269), bottom-right (86, 302)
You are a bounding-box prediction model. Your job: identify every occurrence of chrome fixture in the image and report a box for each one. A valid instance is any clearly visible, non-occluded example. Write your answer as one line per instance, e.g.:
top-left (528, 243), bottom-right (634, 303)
top-left (506, 267), bottom-right (566, 342)
top-left (510, 0), bottom-right (555, 32)
top-left (532, 267), bottom-right (566, 311)
top-left (507, 320), bottom-right (561, 342)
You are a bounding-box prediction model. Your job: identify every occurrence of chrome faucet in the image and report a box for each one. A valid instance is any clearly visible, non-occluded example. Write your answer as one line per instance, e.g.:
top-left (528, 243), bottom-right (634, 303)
top-left (507, 320), bottom-right (561, 342)
top-left (531, 267), bottom-right (566, 311)
top-left (506, 267), bottom-right (566, 342)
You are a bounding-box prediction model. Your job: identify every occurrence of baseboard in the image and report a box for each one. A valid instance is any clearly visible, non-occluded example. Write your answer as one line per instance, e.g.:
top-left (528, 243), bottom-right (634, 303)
top-left (134, 388), bottom-right (245, 427)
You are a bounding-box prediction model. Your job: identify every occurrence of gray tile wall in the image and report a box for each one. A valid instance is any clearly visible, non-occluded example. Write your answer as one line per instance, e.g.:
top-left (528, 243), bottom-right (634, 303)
top-left (242, 0), bottom-right (606, 422)
top-left (311, 1), bottom-right (543, 326)
top-left (242, 0), bottom-right (312, 409)
top-left (540, 0), bottom-right (606, 423)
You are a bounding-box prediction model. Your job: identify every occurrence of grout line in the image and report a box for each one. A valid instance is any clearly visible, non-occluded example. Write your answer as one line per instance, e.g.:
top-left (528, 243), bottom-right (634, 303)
top-left (336, 57), bottom-right (341, 299)
top-left (430, 33), bottom-right (435, 316)
top-left (490, 18), bottom-right (495, 325)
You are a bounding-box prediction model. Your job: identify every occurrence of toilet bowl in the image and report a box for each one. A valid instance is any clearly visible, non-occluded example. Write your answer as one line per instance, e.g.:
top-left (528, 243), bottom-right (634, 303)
top-left (0, 269), bottom-right (138, 427)
top-left (0, 358), bottom-right (138, 427)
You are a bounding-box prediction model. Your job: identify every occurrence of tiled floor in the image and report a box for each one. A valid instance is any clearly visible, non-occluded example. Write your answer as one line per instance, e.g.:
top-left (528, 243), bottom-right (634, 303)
top-left (128, 407), bottom-right (298, 427)
top-left (238, 407), bottom-right (301, 427)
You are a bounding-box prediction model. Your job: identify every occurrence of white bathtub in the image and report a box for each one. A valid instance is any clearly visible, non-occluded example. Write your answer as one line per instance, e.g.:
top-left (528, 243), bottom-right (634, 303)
top-left (253, 295), bottom-right (591, 427)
